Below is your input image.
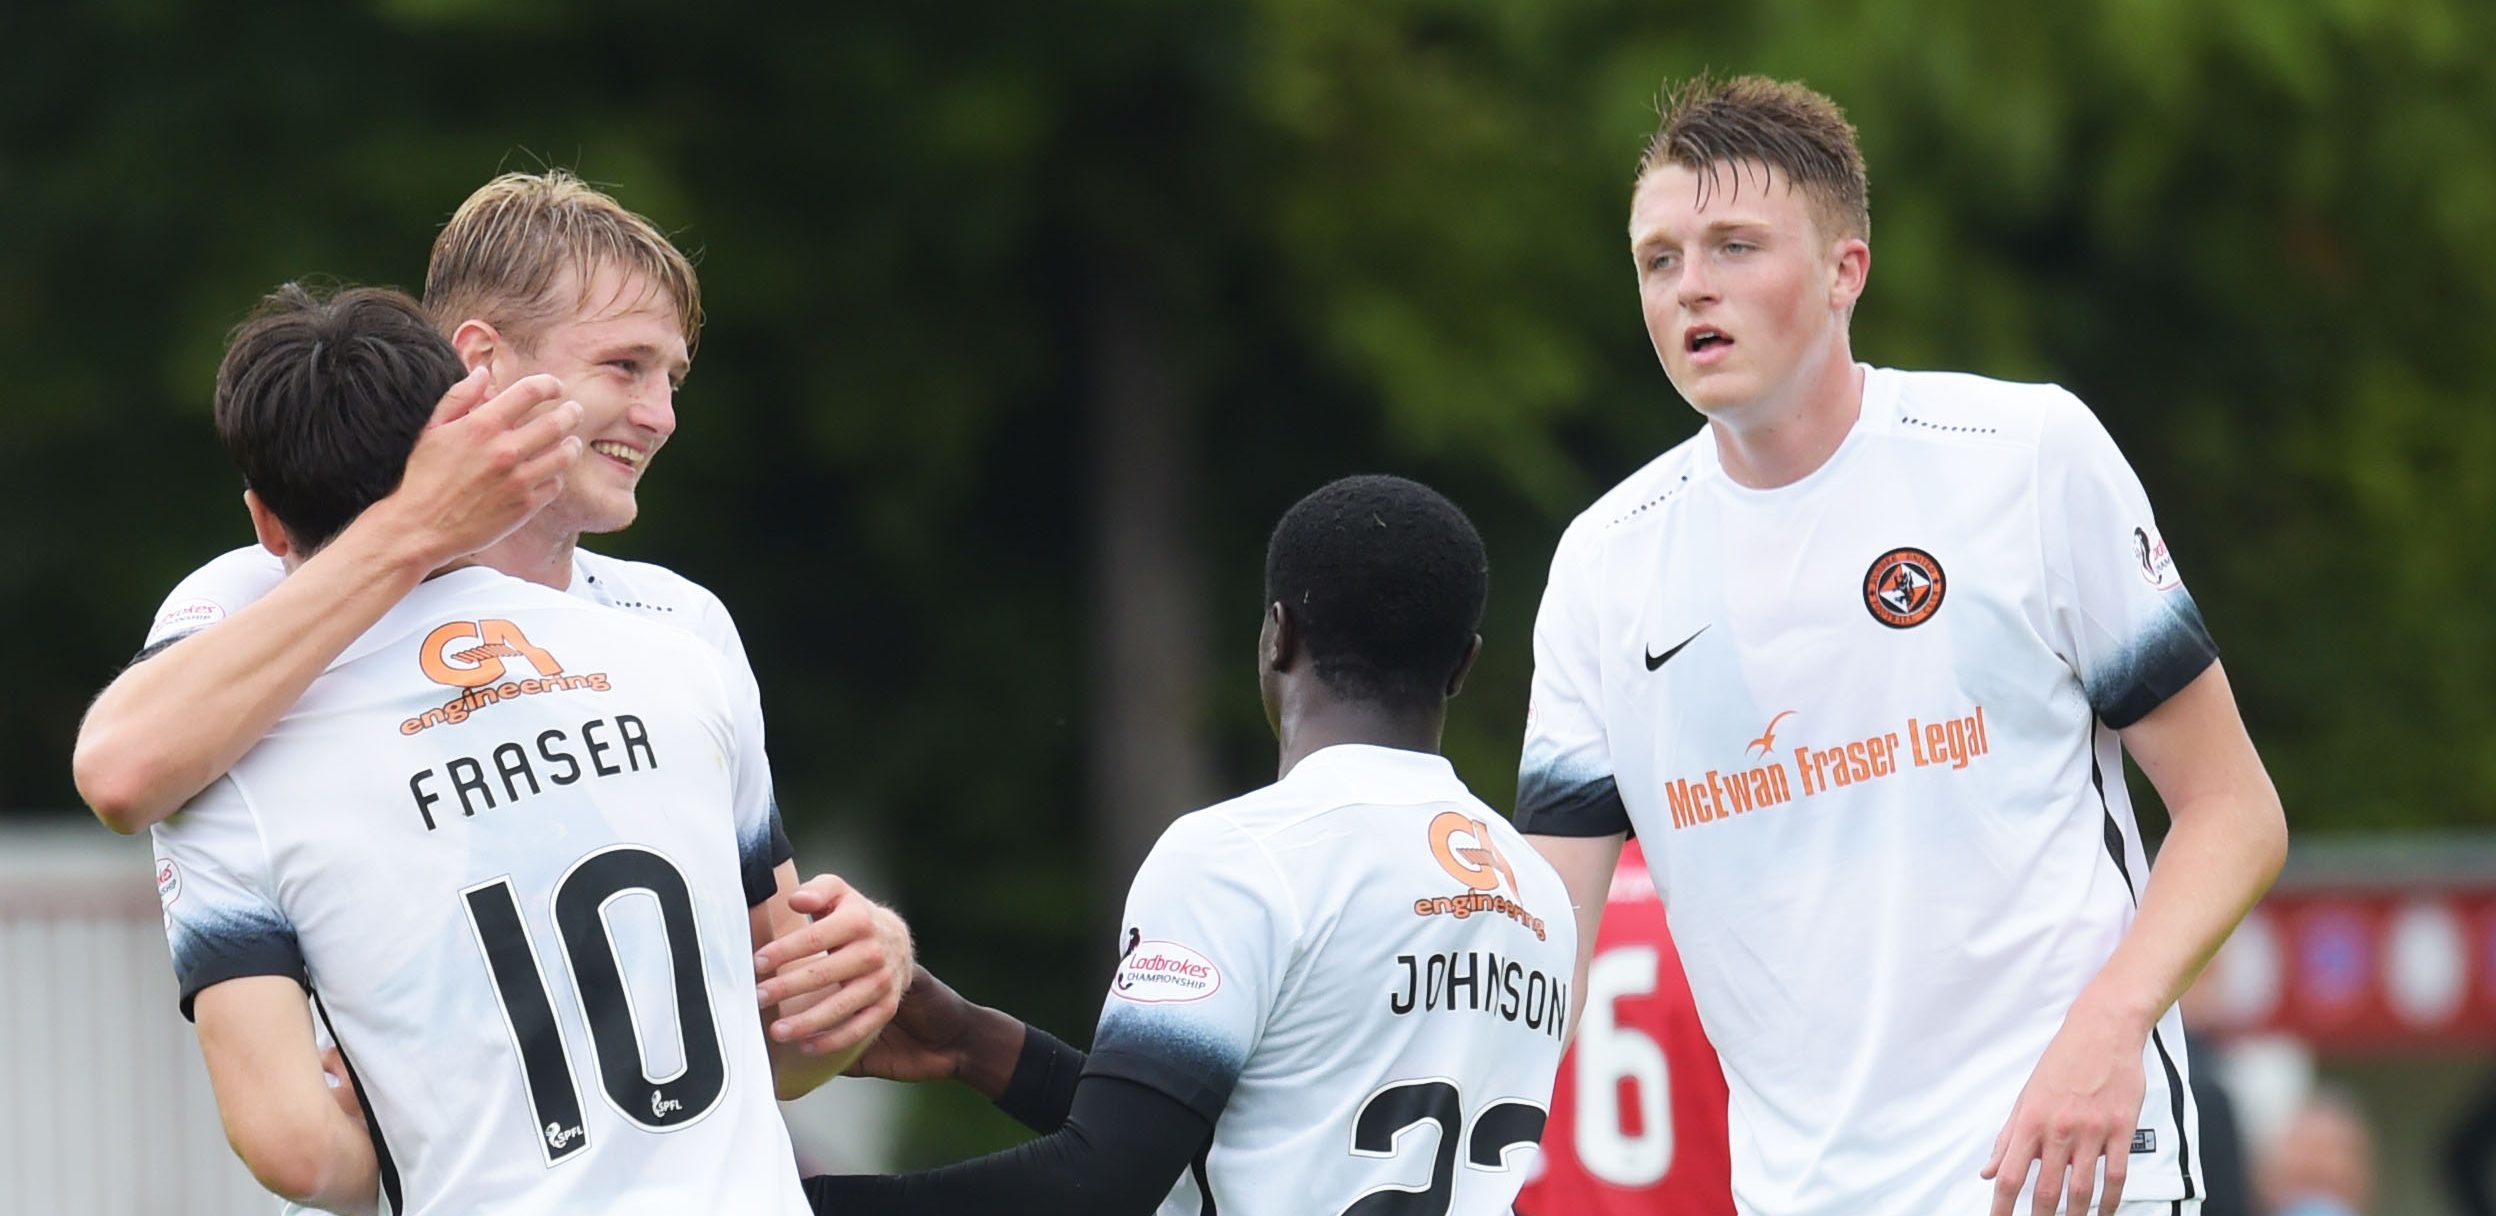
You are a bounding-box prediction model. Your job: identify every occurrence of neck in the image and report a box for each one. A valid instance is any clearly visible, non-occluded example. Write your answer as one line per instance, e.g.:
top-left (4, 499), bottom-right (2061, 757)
top-left (1275, 698), bottom-right (1445, 779)
top-left (1710, 353), bottom-right (1865, 490)
top-left (474, 517), bottom-right (580, 591)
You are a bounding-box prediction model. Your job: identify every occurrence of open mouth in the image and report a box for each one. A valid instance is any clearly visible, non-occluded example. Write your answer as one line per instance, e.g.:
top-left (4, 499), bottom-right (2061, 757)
top-left (589, 440), bottom-right (648, 472)
top-left (1685, 326), bottom-right (1732, 354)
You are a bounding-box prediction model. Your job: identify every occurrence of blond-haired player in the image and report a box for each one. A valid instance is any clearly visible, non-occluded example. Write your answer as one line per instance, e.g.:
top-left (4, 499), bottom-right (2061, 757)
top-left (1516, 76), bottom-right (2287, 1216)
top-left (76, 172), bottom-right (906, 1136)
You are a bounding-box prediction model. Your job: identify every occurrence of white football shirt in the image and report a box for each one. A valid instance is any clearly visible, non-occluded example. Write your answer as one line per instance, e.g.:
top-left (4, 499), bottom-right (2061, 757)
top-left (1516, 367), bottom-right (2217, 1214)
top-left (152, 568), bottom-right (808, 1215)
top-left (1091, 744), bottom-right (1577, 1216)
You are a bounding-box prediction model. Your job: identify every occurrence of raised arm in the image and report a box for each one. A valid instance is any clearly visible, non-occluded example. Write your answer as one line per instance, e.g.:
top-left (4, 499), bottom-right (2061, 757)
top-left (194, 977), bottom-right (380, 1216)
top-left (75, 370), bottom-right (579, 832)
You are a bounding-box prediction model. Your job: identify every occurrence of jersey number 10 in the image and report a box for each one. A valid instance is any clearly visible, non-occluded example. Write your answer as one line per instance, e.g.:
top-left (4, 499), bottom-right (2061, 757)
top-left (461, 845), bottom-right (729, 1165)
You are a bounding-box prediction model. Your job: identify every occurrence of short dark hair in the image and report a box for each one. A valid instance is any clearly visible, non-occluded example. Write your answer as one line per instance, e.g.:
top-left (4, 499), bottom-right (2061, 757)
top-left (1264, 475), bottom-right (1489, 710)
top-left (213, 283), bottom-right (463, 553)
top-left (1638, 74), bottom-right (1869, 241)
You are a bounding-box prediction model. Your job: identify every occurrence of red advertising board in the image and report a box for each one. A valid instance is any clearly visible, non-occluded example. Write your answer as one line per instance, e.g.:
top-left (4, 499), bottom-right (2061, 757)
top-left (2197, 887), bottom-right (2496, 1050)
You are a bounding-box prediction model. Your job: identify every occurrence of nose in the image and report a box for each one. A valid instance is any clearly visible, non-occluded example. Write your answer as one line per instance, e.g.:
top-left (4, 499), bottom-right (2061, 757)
top-left (631, 382), bottom-right (677, 441)
top-left (1675, 256), bottom-right (1717, 310)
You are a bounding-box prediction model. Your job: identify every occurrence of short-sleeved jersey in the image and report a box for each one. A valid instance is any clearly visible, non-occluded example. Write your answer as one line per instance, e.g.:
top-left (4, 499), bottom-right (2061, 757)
top-left (1087, 745), bottom-right (1577, 1216)
top-left (1516, 367), bottom-right (2217, 1215)
top-left (152, 568), bottom-right (808, 1215)
top-left (141, 544), bottom-right (790, 873)
top-left (1516, 840), bottom-right (1732, 1216)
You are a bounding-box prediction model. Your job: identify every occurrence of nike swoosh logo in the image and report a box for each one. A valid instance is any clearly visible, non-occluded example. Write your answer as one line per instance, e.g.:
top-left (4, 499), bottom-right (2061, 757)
top-left (1644, 627), bottom-right (1707, 672)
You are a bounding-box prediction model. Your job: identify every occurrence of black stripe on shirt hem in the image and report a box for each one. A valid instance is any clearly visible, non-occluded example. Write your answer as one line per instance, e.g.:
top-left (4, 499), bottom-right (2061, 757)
top-left (1191, 1149), bottom-right (1217, 1215)
top-left (2151, 1028), bottom-right (2198, 1200)
top-left (2093, 750), bottom-right (2139, 903)
top-left (2093, 740), bottom-right (2196, 1202)
top-left (314, 991), bottom-right (403, 1214)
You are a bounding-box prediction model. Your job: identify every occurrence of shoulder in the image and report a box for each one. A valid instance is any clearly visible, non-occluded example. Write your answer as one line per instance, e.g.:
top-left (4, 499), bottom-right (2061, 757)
top-left (573, 549), bottom-right (745, 653)
top-left (1555, 428), bottom-right (1714, 558)
top-left (1873, 365), bottom-right (2085, 452)
top-left (573, 549), bottom-right (733, 618)
top-left (148, 546), bottom-right (285, 641)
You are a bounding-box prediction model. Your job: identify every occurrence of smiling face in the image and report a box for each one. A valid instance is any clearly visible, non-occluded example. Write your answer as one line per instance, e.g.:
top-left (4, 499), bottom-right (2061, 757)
top-left (1629, 159), bottom-right (1868, 425)
top-left (487, 260), bottom-right (689, 538)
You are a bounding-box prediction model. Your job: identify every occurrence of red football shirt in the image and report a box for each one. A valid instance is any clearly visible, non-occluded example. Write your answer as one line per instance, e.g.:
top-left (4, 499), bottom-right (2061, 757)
top-left (1517, 840), bottom-right (1733, 1215)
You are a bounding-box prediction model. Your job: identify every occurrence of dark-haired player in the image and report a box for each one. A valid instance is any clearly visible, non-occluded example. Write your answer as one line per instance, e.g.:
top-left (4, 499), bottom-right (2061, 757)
top-left (1516, 75), bottom-right (2286, 1216)
top-left (154, 285), bottom-right (812, 1214)
top-left (801, 474), bottom-right (1576, 1215)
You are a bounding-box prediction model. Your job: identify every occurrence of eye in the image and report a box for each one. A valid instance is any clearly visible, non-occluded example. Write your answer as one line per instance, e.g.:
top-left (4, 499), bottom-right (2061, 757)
top-left (1646, 252), bottom-right (1678, 272)
top-left (607, 358), bottom-right (642, 377)
top-left (1722, 240), bottom-right (1756, 255)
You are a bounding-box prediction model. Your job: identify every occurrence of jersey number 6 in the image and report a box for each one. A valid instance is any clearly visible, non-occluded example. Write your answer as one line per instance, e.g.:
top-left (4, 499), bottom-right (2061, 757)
top-left (462, 845), bottom-right (728, 1165)
top-left (1342, 1079), bottom-right (1547, 1215)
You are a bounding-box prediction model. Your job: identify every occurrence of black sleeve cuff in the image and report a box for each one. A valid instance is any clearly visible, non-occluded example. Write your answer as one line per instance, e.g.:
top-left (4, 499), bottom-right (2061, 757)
top-left (1081, 1046), bottom-right (1236, 1127)
top-left (175, 929), bottom-right (309, 1021)
top-left (130, 634), bottom-right (186, 666)
top-left (1513, 770), bottom-right (1632, 838)
top-left (741, 804), bottom-right (794, 908)
top-left (998, 1024), bottom-right (1086, 1134)
top-left (2090, 600), bottom-right (2221, 731)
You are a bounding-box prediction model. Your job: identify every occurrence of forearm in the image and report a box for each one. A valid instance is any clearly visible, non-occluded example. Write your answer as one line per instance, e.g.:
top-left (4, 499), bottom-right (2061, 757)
top-left (267, 1120), bottom-right (381, 1216)
top-left (2074, 791), bottom-right (2287, 1036)
top-left (1524, 832), bottom-right (1624, 1046)
top-left (195, 979), bottom-right (382, 1216)
top-left (76, 523), bottom-right (431, 831)
top-left (800, 1075), bottom-right (1207, 1216)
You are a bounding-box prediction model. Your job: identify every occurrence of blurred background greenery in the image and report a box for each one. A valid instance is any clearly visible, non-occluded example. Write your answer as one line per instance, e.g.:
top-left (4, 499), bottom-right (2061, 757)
top-left (6, 0), bottom-right (2494, 1178)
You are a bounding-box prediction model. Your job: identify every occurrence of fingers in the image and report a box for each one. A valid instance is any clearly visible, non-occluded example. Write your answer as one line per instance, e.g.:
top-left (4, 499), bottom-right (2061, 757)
top-left (768, 966), bottom-right (900, 1045)
top-left (513, 436), bottom-right (583, 494)
top-left (509, 398), bottom-right (585, 458)
top-left (785, 874), bottom-right (858, 918)
top-left (2066, 1148), bottom-right (2097, 1216)
top-left (470, 372), bottom-right (568, 428)
top-left (1987, 1127), bottom-right (2033, 1216)
top-left (2028, 1148), bottom-right (2063, 1216)
top-left (797, 1002), bottom-right (894, 1058)
top-left (756, 938), bottom-right (889, 1008)
top-left (753, 877), bottom-right (868, 976)
top-left (2097, 1139), bottom-right (2128, 1216)
top-left (426, 365), bottom-right (493, 427)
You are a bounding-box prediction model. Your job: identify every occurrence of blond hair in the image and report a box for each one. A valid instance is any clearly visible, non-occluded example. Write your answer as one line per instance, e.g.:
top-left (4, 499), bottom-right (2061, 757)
top-left (1638, 74), bottom-right (1869, 242)
top-left (424, 169), bottom-right (703, 354)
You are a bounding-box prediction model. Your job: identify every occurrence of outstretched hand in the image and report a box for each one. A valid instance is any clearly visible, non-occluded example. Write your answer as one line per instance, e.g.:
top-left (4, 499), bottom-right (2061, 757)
top-left (843, 964), bottom-right (997, 1084)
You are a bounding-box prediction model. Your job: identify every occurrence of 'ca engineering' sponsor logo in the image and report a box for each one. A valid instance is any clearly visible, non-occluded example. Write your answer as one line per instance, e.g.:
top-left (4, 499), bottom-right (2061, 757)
top-left (1112, 935), bottom-right (1222, 1004)
top-left (1862, 546), bottom-right (1947, 629)
top-left (403, 619), bottom-right (612, 735)
top-left (1415, 811), bottom-right (1548, 941)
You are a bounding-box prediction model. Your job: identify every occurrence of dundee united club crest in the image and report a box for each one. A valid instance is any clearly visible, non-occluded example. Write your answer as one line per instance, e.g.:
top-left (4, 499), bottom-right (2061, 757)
top-left (1862, 547), bottom-right (1946, 629)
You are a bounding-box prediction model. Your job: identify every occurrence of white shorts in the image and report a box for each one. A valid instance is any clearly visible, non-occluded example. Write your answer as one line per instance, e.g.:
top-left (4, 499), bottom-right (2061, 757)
top-left (2118, 1202), bottom-right (2201, 1216)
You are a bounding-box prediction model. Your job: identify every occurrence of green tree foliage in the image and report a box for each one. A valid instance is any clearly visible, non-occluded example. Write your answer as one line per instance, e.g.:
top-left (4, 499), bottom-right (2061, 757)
top-left (6, 0), bottom-right (2491, 1159)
